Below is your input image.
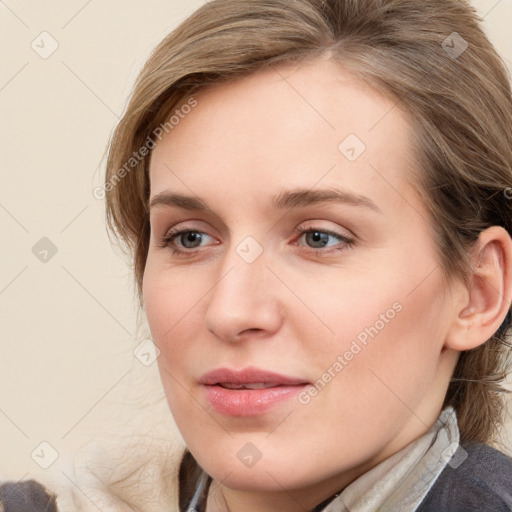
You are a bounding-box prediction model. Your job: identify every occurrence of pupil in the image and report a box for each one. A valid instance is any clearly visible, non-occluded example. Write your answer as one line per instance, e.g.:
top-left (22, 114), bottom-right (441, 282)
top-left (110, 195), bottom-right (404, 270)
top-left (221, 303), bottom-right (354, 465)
top-left (307, 231), bottom-right (328, 248)
top-left (183, 232), bottom-right (201, 248)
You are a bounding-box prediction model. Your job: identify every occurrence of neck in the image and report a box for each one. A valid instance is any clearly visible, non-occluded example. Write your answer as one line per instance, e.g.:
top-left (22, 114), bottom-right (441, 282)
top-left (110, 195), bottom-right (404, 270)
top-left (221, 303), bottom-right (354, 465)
top-left (204, 420), bottom-right (435, 512)
top-left (207, 464), bottom-right (370, 512)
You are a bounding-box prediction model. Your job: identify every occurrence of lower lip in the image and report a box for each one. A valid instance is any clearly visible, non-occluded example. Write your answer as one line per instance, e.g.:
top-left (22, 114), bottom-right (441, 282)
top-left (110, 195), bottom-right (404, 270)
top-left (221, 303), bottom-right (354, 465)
top-left (203, 384), bottom-right (308, 416)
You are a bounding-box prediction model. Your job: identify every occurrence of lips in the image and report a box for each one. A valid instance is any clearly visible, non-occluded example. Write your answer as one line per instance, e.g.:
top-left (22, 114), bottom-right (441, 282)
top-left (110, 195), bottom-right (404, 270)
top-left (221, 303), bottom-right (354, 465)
top-left (199, 366), bottom-right (310, 416)
top-left (199, 366), bottom-right (309, 387)
top-left (219, 382), bottom-right (281, 389)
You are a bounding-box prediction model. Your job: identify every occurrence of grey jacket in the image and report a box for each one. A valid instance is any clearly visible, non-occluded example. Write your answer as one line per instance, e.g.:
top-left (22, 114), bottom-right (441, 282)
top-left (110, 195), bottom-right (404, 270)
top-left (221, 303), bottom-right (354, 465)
top-left (416, 441), bottom-right (512, 511)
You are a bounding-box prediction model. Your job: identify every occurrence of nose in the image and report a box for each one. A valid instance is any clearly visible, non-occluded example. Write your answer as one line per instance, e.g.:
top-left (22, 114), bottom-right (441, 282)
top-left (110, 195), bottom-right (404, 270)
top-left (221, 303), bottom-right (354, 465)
top-left (204, 239), bottom-right (283, 343)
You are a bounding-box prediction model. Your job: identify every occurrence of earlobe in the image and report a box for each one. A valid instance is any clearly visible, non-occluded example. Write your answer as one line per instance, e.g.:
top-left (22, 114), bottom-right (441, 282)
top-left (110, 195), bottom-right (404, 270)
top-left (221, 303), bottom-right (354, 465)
top-left (444, 226), bottom-right (512, 352)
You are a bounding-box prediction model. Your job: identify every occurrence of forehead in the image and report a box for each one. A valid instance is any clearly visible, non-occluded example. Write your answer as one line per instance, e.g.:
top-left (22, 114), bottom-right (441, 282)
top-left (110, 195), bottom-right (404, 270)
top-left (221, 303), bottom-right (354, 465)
top-left (149, 56), bottom-right (420, 216)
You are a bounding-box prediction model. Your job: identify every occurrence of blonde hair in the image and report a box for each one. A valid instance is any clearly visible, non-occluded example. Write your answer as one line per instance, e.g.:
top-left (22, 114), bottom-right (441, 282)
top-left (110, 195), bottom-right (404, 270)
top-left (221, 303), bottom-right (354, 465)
top-left (101, 0), bottom-right (512, 503)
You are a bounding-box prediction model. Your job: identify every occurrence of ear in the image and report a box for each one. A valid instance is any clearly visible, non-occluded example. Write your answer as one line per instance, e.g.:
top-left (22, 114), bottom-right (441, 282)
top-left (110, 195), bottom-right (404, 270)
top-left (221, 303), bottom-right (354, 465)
top-left (444, 226), bottom-right (512, 352)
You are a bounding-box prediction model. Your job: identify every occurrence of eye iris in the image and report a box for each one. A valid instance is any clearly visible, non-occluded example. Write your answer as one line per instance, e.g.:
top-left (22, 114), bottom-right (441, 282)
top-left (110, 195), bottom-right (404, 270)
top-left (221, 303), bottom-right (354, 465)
top-left (306, 231), bottom-right (329, 248)
top-left (181, 232), bottom-right (202, 248)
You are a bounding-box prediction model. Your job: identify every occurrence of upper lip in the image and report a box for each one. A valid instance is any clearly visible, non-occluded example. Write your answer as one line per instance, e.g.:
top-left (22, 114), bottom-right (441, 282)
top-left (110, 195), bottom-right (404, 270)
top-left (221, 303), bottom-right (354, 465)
top-left (199, 366), bottom-right (310, 386)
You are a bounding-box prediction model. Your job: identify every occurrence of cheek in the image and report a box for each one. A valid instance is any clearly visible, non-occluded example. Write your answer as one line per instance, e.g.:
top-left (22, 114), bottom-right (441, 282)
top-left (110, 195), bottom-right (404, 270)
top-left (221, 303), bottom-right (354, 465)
top-left (143, 269), bottom-right (202, 424)
top-left (143, 259), bottom-right (204, 341)
top-left (333, 282), bottom-right (444, 413)
top-left (142, 265), bottom-right (201, 387)
top-left (296, 258), bottom-right (446, 397)
top-left (287, 268), bottom-right (402, 358)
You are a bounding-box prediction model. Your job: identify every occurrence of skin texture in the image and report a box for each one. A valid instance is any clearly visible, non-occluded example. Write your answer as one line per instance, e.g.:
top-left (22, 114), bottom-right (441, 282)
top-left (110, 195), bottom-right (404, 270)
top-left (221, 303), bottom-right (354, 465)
top-left (143, 55), bottom-right (512, 512)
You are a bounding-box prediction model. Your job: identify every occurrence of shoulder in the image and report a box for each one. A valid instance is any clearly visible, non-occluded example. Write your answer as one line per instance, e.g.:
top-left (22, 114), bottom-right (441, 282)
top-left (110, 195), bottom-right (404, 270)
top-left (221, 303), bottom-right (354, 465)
top-left (0, 479), bottom-right (59, 511)
top-left (416, 441), bottom-right (512, 512)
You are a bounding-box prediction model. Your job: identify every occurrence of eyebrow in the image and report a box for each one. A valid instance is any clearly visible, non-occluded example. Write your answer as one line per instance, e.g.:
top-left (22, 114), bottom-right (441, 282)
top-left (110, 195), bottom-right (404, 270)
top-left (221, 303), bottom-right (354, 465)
top-left (149, 187), bottom-right (382, 214)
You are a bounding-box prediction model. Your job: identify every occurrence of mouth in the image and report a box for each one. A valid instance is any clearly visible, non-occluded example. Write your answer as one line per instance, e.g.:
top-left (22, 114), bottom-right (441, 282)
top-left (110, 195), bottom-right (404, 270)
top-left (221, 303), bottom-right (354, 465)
top-left (199, 366), bottom-right (309, 386)
top-left (203, 383), bottom-right (309, 416)
top-left (199, 366), bottom-right (310, 416)
top-left (215, 382), bottom-right (287, 389)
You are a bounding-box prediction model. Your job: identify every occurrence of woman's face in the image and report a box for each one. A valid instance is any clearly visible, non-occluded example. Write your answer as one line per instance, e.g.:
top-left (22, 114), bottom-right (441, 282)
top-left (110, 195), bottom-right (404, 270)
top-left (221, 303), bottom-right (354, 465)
top-left (144, 56), bottom-right (461, 505)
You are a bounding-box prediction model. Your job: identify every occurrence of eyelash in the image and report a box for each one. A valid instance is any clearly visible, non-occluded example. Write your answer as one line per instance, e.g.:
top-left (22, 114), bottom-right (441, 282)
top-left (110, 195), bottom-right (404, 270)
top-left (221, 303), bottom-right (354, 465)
top-left (157, 224), bottom-right (355, 257)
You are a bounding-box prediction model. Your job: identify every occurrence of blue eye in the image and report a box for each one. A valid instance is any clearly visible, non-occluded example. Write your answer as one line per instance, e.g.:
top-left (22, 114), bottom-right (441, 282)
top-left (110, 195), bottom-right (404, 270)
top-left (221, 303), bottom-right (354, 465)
top-left (169, 231), bottom-right (204, 249)
top-left (158, 229), bottom-right (213, 255)
top-left (293, 225), bottom-right (355, 254)
top-left (158, 225), bottom-right (355, 257)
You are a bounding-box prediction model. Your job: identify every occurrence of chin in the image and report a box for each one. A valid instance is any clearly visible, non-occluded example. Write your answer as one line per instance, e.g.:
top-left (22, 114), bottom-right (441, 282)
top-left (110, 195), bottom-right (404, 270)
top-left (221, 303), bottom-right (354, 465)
top-left (202, 451), bottom-right (321, 492)
top-left (212, 468), bottom-right (298, 492)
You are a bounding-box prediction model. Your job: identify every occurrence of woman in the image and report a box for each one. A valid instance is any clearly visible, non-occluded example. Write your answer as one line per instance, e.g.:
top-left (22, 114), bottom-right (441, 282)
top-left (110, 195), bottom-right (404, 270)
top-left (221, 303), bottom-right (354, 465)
top-left (97, 0), bottom-right (512, 510)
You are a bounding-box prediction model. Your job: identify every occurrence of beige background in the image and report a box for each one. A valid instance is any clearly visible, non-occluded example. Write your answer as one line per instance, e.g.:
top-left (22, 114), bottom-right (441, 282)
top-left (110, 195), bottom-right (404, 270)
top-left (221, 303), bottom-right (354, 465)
top-left (1, 0), bottom-right (512, 508)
